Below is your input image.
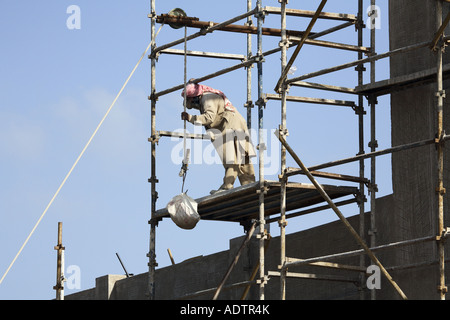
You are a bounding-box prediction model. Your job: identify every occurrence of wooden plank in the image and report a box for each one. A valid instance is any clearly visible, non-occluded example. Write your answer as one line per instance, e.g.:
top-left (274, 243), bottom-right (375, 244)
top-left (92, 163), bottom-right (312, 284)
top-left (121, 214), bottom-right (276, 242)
top-left (154, 180), bottom-right (358, 223)
top-left (356, 63), bottom-right (450, 97)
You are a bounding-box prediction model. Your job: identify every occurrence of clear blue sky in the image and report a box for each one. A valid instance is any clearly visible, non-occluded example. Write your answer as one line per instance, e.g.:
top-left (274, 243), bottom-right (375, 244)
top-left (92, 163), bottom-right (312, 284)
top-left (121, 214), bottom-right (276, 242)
top-left (0, 1), bottom-right (391, 299)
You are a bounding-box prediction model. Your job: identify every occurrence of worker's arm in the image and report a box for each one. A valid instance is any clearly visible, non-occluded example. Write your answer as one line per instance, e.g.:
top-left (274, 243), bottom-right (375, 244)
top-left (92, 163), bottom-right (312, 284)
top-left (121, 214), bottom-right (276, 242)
top-left (189, 94), bottom-right (220, 126)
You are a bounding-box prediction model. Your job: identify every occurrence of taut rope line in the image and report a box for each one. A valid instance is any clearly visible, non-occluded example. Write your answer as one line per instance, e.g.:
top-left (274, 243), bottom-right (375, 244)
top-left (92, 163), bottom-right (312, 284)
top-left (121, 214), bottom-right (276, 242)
top-left (0, 39), bottom-right (155, 286)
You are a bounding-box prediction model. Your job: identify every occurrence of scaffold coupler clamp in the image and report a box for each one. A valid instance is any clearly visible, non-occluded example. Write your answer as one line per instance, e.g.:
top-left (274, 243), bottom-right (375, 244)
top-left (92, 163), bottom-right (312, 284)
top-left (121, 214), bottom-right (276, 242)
top-left (256, 275), bottom-right (269, 285)
top-left (435, 129), bottom-right (446, 149)
top-left (436, 227), bottom-right (450, 242)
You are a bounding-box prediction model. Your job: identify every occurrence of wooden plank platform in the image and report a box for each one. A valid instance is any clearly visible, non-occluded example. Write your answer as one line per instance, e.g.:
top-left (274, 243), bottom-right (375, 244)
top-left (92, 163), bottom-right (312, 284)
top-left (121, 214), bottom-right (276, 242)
top-left (154, 180), bottom-right (359, 224)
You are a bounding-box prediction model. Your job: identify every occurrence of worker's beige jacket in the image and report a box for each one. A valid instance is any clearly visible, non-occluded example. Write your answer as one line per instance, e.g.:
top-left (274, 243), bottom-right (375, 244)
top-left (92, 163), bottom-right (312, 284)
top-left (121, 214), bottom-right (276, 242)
top-left (189, 92), bottom-right (256, 165)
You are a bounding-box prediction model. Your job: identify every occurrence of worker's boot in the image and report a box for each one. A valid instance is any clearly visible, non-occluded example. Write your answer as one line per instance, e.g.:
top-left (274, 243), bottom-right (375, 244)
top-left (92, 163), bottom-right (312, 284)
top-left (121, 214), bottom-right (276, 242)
top-left (209, 187), bottom-right (227, 195)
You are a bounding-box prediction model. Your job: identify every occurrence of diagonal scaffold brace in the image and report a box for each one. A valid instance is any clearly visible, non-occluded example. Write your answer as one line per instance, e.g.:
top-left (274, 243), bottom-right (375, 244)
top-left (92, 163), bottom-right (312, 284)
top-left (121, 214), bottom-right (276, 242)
top-left (274, 129), bottom-right (408, 300)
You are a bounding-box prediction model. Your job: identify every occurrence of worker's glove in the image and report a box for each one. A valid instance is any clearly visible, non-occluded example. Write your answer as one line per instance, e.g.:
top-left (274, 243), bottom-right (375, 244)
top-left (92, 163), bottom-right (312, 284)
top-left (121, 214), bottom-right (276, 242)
top-left (181, 112), bottom-right (192, 122)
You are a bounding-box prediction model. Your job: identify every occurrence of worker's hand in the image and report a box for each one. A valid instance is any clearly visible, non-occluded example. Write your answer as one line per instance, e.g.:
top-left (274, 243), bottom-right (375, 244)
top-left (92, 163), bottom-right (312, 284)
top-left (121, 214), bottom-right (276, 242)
top-left (181, 112), bottom-right (192, 122)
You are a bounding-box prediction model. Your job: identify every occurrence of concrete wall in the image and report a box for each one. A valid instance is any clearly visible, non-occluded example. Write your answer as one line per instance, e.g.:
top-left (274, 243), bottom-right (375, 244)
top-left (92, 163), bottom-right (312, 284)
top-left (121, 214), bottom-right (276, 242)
top-left (389, 0), bottom-right (450, 269)
top-left (67, 210), bottom-right (370, 300)
top-left (64, 195), bottom-right (450, 300)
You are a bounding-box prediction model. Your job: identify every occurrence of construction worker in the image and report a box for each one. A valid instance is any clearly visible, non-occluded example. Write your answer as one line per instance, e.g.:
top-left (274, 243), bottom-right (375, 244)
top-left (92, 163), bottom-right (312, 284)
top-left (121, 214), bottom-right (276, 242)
top-left (181, 82), bottom-right (256, 194)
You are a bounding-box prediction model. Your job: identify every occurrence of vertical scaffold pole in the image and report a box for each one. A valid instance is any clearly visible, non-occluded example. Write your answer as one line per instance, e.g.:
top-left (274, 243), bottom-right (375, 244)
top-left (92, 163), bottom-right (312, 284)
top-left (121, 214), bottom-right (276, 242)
top-left (246, 0), bottom-right (253, 129)
top-left (54, 222), bottom-right (65, 301)
top-left (357, 0), bottom-right (366, 300)
top-left (148, 0), bottom-right (158, 301)
top-left (436, 0), bottom-right (447, 300)
top-left (279, 0), bottom-right (288, 301)
top-left (369, 0), bottom-right (377, 301)
top-left (256, 0), bottom-right (266, 300)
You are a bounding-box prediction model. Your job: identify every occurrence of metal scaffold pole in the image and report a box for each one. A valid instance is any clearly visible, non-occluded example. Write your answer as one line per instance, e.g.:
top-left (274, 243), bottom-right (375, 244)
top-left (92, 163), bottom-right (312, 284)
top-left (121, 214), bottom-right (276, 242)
top-left (53, 222), bottom-right (65, 301)
top-left (148, 0), bottom-right (158, 301)
top-left (246, 0), bottom-right (253, 129)
top-left (435, 0), bottom-right (447, 300)
top-left (279, 0), bottom-right (288, 301)
top-left (369, 0), bottom-right (378, 301)
top-left (357, 0), bottom-right (366, 300)
top-left (256, 0), bottom-right (267, 300)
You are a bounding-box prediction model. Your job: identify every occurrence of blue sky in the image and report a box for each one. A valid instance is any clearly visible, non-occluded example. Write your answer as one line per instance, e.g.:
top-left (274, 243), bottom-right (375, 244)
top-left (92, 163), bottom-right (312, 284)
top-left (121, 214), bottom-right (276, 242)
top-left (0, 1), bottom-right (391, 299)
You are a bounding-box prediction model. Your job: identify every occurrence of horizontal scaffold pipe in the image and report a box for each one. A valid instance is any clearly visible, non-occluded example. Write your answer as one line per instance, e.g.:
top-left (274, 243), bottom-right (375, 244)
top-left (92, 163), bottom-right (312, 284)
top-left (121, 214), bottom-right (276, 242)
top-left (264, 93), bottom-right (355, 108)
top-left (155, 17), bottom-right (364, 55)
top-left (265, 198), bottom-right (357, 224)
top-left (152, 8), bottom-right (258, 54)
top-left (291, 81), bottom-right (357, 94)
top-left (286, 135), bottom-right (450, 177)
top-left (155, 131), bottom-right (210, 140)
top-left (157, 15), bottom-right (311, 39)
top-left (289, 36), bottom-right (370, 53)
top-left (283, 235), bottom-right (437, 269)
top-left (263, 6), bottom-right (357, 22)
top-left (153, 42), bottom-right (291, 99)
top-left (154, 56), bottom-right (259, 98)
top-left (159, 49), bottom-right (246, 61)
top-left (286, 40), bottom-right (433, 84)
top-left (309, 21), bottom-right (355, 40)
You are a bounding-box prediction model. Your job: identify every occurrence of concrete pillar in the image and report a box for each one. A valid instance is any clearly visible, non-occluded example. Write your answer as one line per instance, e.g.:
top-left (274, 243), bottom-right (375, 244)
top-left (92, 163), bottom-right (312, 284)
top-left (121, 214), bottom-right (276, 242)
top-left (95, 275), bottom-right (126, 300)
top-left (389, 0), bottom-right (450, 267)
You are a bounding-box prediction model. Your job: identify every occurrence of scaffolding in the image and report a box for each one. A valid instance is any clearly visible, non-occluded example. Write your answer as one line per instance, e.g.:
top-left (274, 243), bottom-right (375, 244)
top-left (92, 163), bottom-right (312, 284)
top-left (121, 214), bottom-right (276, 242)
top-left (147, 0), bottom-right (450, 300)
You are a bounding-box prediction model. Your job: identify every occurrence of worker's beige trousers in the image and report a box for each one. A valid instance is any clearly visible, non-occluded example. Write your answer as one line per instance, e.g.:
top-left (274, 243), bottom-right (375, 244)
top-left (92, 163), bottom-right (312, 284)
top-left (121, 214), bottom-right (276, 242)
top-left (221, 160), bottom-right (256, 190)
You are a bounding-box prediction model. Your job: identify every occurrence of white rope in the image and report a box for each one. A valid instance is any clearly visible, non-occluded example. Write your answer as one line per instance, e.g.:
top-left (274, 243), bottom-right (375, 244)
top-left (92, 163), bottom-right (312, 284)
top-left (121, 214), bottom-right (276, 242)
top-left (0, 40), bottom-right (154, 286)
top-left (180, 25), bottom-right (190, 193)
top-left (183, 25), bottom-right (188, 164)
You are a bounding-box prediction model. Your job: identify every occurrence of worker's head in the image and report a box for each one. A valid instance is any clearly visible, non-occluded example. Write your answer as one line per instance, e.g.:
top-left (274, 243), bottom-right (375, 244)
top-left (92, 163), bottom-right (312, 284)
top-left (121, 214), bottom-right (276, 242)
top-left (185, 96), bottom-right (201, 110)
top-left (182, 83), bottom-right (202, 110)
top-left (182, 83), bottom-right (202, 98)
